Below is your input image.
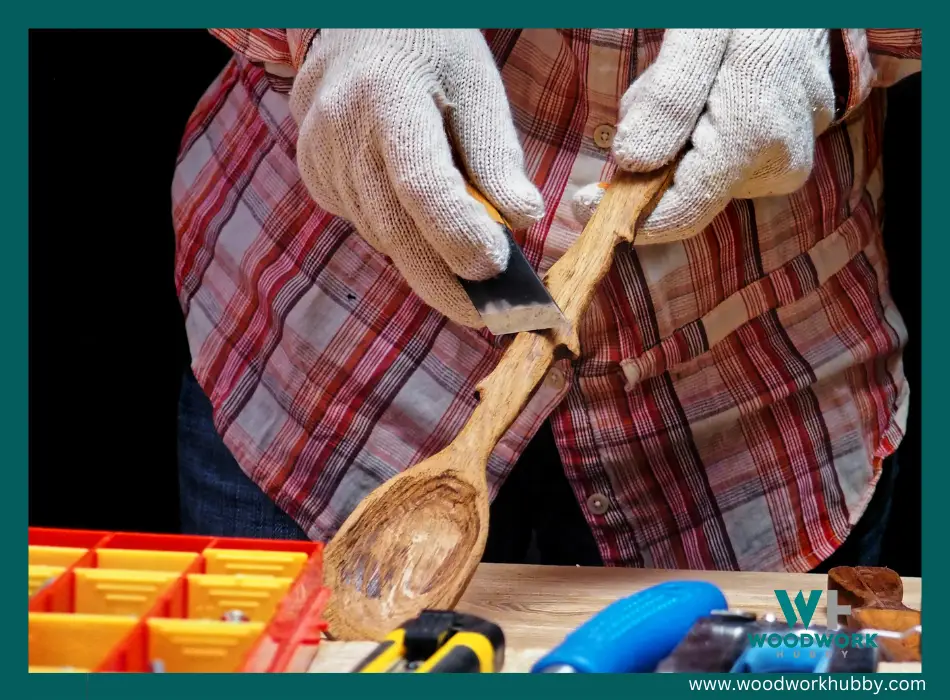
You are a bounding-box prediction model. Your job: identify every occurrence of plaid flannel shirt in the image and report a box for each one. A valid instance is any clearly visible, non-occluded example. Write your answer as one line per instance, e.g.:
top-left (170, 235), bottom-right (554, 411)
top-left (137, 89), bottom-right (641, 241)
top-left (174, 29), bottom-right (921, 572)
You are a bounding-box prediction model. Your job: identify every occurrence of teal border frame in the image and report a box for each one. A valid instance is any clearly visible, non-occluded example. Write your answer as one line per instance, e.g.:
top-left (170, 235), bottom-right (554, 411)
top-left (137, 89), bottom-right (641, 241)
top-left (7, 5), bottom-right (933, 697)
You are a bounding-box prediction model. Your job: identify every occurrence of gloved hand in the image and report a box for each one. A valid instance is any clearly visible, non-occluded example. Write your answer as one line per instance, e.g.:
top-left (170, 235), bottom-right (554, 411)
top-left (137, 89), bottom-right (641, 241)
top-left (574, 30), bottom-right (835, 241)
top-left (289, 29), bottom-right (545, 328)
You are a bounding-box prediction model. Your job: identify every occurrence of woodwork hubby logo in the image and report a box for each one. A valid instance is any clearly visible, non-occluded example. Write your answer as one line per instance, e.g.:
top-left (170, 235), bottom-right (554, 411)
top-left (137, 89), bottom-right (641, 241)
top-left (748, 589), bottom-right (879, 656)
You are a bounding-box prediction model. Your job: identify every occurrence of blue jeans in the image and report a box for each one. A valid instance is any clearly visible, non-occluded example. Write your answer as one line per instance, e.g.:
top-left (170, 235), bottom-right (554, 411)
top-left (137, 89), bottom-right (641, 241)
top-left (178, 369), bottom-right (308, 540)
top-left (177, 368), bottom-right (898, 569)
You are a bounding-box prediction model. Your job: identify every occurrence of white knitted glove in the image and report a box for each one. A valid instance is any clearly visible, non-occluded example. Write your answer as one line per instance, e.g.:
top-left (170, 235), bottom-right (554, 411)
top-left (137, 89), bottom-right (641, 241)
top-left (289, 30), bottom-right (545, 328)
top-left (575, 30), bottom-right (835, 241)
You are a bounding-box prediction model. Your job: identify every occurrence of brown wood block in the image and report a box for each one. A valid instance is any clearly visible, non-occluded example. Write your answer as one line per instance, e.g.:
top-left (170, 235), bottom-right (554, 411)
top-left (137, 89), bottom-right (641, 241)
top-left (828, 566), bottom-right (921, 662)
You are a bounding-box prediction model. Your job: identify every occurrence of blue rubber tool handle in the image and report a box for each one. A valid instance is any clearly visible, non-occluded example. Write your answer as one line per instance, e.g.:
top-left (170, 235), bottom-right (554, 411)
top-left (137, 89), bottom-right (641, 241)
top-left (531, 581), bottom-right (727, 674)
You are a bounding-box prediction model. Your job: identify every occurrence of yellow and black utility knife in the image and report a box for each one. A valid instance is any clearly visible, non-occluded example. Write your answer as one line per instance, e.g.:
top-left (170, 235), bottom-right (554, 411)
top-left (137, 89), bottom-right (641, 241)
top-left (352, 610), bottom-right (505, 673)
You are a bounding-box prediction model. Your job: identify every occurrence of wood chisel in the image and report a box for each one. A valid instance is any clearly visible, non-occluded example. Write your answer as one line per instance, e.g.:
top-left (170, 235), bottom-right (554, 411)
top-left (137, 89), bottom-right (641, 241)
top-left (531, 581), bottom-right (728, 673)
top-left (459, 184), bottom-right (567, 336)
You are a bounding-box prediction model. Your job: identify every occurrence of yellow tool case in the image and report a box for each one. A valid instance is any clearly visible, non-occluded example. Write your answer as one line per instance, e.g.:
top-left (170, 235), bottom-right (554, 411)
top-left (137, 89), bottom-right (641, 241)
top-left (28, 528), bottom-right (331, 673)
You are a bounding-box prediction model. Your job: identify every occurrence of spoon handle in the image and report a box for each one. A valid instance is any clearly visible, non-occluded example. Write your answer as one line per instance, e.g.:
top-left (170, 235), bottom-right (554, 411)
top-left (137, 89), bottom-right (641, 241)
top-left (454, 166), bottom-right (675, 465)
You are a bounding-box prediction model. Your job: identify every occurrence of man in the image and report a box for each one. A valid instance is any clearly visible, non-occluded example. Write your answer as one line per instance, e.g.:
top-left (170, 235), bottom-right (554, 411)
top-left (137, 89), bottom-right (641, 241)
top-left (174, 29), bottom-right (921, 573)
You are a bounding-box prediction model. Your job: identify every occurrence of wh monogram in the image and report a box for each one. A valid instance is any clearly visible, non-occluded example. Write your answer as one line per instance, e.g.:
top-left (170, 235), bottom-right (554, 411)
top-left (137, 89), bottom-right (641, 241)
top-left (773, 589), bottom-right (852, 629)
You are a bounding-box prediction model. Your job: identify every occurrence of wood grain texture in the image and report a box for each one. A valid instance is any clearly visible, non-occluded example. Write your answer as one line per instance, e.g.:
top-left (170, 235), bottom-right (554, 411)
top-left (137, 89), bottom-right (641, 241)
top-left (308, 564), bottom-right (922, 673)
top-left (828, 566), bottom-right (906, 609)
top-left (322, 168), bottom-right (675, 641)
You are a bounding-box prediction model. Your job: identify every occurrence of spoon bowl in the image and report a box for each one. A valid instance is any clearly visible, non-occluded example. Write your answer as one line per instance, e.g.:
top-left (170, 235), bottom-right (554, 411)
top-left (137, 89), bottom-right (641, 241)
top-left (323, 460), bottom-right (488, 640)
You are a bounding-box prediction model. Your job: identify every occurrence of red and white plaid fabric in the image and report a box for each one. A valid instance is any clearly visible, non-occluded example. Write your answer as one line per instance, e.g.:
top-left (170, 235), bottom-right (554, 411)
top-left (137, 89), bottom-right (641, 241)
top-left (173, 29), bottom-right (921, 572)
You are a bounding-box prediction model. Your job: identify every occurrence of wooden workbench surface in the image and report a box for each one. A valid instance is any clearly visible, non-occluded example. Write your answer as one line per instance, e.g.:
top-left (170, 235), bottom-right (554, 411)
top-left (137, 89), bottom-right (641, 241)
top-left (309, 563), bottom-right (922, 673)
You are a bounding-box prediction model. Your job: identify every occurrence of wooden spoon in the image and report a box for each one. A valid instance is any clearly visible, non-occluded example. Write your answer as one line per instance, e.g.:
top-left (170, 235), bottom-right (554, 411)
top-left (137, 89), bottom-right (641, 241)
top-left (322, 165), bottom-right (676, 641)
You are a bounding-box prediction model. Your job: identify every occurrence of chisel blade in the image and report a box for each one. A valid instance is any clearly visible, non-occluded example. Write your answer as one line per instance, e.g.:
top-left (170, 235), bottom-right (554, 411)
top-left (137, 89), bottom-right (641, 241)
top-left (460, 185), bottom-right (567, 336)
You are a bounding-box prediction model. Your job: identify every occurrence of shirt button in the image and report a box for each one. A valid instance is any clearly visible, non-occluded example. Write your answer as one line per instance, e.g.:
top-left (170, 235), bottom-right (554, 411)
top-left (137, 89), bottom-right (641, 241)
top-left (593, 124), bottom-right (616, 149)
top-left (586, 493), bottom-right (610, 515)
top-left (547, 367), bottom-right (566, 390)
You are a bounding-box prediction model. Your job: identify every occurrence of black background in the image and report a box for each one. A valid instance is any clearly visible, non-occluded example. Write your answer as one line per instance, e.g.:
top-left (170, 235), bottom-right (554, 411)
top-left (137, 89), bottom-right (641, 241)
top-left (27, 30), bottom-right (922, 575)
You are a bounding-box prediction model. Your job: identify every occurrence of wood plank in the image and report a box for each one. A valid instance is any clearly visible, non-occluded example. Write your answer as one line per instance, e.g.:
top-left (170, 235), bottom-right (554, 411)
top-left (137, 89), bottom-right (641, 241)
top-left (309, 563), bottom-right (922, 673)
top-left (310, 642), bottom-right (921, 674)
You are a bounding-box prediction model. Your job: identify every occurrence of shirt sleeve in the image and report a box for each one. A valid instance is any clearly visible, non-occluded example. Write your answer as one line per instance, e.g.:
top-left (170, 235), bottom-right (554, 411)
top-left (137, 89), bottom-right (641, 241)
top-left (832, 29), bottom-right (921, 122)
top-left (867, 29), bottom-right (922, 89)
top-left (209, 29), bottom-right (318, 72)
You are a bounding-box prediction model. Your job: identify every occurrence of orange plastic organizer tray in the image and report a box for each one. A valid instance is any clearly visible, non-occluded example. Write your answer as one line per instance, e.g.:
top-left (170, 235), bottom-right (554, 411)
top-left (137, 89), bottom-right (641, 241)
top-left (28, 528), bottom-right (331, 673)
